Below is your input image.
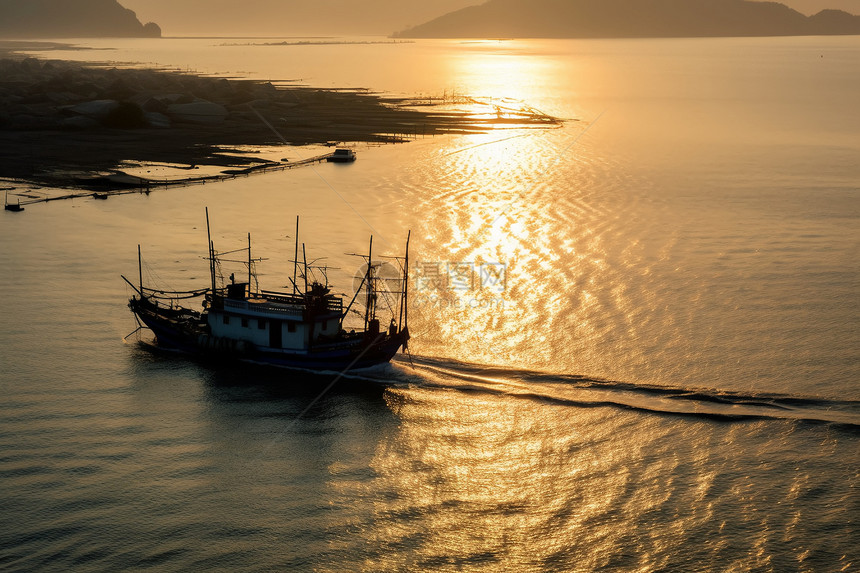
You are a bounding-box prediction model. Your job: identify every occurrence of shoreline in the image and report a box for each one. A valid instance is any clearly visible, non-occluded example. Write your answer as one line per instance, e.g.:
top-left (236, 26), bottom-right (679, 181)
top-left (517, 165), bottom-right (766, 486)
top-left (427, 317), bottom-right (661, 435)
top-left (0, 42), bottom-right (563, 203)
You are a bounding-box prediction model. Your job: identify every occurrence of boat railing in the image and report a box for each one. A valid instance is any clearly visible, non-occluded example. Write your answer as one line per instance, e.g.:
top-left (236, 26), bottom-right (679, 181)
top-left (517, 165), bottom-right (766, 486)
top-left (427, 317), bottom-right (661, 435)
top-left (224, 298), bottom-right (303, 317)
top-left (259, 290), bottom-right (343, 313)
top-left (259, 290), bottom-right (305, 305)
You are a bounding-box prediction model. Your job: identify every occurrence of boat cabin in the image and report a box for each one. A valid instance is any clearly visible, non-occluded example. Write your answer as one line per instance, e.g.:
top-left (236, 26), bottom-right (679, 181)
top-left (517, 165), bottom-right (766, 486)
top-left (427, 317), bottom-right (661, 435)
top-left (207, 282), bottom-right (344, 351)
top-left (327, 148), bottom-right (356, 162)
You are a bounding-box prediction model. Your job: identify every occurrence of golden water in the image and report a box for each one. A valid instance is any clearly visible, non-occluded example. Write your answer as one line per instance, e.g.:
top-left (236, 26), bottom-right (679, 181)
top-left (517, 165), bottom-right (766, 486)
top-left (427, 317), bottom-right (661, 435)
top-left (1, 36), bottom-right (858, 571)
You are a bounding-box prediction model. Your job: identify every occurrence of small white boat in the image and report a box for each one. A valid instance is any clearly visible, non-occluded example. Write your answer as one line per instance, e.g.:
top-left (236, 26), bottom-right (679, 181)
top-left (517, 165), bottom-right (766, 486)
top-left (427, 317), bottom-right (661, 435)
top-left (4, 191), bottom-right (24, 212)
top-left (327, 148), bottom-right (356, 163)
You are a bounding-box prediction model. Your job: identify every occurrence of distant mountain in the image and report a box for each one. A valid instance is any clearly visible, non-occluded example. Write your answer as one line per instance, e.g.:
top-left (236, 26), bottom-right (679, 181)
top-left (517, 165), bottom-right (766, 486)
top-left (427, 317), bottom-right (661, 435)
top-left (0, 0), bottom-right (161, 38)
top-left (393, 0), bottom-right (860, 38)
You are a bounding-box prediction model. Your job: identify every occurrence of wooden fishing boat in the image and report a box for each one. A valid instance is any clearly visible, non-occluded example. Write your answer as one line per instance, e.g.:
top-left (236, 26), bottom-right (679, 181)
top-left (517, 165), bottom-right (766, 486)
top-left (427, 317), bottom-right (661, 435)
top-left (124, 209), bottom-right (410, 371)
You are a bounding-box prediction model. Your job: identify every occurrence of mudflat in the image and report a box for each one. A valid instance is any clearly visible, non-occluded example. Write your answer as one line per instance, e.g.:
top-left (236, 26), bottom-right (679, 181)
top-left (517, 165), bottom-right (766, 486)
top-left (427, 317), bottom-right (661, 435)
top-left (0, 42), bottom-right (561, 193)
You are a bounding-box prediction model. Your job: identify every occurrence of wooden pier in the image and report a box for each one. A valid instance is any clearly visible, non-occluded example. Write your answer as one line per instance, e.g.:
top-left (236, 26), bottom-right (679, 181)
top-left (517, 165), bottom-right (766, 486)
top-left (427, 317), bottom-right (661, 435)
top-left (4, 151), bottom-right (338, 207)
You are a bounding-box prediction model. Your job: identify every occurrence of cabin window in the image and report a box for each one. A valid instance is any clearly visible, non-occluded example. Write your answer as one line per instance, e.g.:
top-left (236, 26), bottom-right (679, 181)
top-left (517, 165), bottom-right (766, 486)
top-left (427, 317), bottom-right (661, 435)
top-left (322, 320), bottom-right (328, 331)
top-left (223, 315), bottom-right (230, 325)
top-left (241, 318), bottom-right (249, 328)
top-left (258, 319), bottom-right (266, 330)
top-left (287, 322), bottom-right (296, 333)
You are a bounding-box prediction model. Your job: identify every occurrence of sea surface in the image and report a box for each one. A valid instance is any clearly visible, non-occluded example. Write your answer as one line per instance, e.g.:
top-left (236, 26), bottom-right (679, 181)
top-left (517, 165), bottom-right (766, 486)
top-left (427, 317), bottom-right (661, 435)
top-left (1, 36), bottom-right (858, 571)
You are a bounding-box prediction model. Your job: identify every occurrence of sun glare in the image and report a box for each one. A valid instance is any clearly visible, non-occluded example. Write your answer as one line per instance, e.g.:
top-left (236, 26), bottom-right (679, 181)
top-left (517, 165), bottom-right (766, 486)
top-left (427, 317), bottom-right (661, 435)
top-left (448, 42), bottom-right (556, 104)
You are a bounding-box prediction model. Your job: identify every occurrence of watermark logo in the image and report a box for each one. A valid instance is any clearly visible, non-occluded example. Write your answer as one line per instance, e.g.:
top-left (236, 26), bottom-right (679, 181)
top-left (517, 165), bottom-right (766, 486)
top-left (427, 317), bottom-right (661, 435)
top-left (414, 261), bottom-right (507, 292)
top-left (414, 260), bottom-right (507, 310)
top-left (351, 260), bottom-right (402, 298)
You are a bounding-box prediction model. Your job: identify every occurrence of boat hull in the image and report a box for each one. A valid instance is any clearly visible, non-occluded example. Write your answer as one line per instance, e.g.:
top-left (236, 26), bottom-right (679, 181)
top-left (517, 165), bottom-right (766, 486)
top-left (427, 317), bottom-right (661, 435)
top-left (131, 298), bottom-right (407, 371)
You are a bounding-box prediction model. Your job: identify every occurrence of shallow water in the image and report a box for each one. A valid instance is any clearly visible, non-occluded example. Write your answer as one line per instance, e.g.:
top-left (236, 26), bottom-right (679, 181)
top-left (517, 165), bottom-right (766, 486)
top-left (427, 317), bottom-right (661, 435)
top-left (1, 36), bottom-right (859, 571)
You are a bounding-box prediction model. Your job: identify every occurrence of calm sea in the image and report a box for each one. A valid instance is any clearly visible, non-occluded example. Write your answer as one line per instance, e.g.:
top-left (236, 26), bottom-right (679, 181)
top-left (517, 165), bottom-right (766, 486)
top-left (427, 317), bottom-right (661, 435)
top-left (1, 36), bottom-right (858, 571)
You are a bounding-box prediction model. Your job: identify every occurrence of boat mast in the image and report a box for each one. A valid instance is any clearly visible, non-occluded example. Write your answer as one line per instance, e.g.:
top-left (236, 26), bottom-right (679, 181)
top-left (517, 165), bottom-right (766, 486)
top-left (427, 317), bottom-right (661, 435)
top-left (364, 235), bottom-right (373, 331)
top-left (293, 216), bottom-right (299, 295)
top-left (248, 232), bottom-right (252, 296)
top-left (206, 207), bottom-right (216, 296)
top-left (302, 243), bottom-right (308, 292)
top-left (399, 231), bottom-right (410, 332)
top-left (138, 244), bottom-right (144, 296)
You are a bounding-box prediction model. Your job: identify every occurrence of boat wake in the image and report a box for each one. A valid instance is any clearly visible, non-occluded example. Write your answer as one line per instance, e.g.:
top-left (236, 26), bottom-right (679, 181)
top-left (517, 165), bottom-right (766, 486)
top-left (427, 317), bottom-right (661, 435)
top-left (129, 339), bottom-right (860, 430)
top-left (382, 355), bottom-right (860, 430)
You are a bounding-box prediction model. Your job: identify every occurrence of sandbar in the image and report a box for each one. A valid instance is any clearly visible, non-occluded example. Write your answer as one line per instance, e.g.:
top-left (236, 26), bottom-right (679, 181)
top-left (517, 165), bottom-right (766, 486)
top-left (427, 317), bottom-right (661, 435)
top-left (0, 41), bottom-right (562, 201)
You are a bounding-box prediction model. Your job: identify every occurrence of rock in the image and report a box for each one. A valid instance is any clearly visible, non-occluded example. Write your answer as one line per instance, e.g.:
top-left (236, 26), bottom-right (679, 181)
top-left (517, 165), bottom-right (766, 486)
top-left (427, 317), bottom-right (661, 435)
top-left (106, 78), bottom-right (136, 99)
top-left (68, 81), bottom-right (100, 99)
top-left (67, 99), bottom-right (121, 120)
top-left (167, 100), bottom-right (229, 124)
top-left (154, 93), bottom-right (187, 105)
top-left (60, 115), bottom-right (101, 130)
top-left (144, 112), bottom-right (171, 129)
top-left (129, 95), bottom-right (168, 113)
top-left (243, 99), bottom-right (273, 109)
top-left (103, 101), bottom-right (147, 128)
top-left (259, 82), bottom-right (277, 94)
top-left (142, 22), bottom-right (161, 38)
top-left (45, 91), bottom-right (80, 104)
top-left (19, 58), bottom-right (42, 73)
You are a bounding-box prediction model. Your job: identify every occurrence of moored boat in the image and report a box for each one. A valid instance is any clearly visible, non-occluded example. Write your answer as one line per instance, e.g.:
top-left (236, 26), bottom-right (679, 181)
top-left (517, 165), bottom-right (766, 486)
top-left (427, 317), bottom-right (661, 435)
top-left (326, 148), bottom-right (356, 162)
top-left (4, 191), bottom-right (24, 212)
top-left (124, 209), bottom-right (410, 371)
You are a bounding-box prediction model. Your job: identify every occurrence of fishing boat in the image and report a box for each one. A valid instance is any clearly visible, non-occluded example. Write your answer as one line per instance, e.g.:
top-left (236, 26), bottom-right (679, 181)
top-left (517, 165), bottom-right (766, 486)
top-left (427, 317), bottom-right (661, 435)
top-left (4, 191), bottom-right (24, 212)
top-left (123, 209), bottom-right (410, 371)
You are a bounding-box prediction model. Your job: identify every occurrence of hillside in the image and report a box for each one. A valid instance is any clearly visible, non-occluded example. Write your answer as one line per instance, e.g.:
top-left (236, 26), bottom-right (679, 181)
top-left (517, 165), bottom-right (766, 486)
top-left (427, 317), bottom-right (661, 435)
top-left (0, 0), bottom-right (161, 38)
top-left (393, 0), bottom-right (860, 38)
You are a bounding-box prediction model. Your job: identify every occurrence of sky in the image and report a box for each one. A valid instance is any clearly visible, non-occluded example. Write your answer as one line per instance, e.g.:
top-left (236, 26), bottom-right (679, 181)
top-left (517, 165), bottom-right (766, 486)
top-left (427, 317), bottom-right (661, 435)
top-left (121, 0), bottom-right (860, 36)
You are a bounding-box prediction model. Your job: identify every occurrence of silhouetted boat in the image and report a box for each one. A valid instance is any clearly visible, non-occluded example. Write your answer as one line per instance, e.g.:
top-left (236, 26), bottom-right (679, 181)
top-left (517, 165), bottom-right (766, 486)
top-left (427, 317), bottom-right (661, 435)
top-left (327, 148), bottom-right (356, 162)
top-left (124, 210), bottom-right (410, 371)
top-left (4, 192), bottom-right (24, 212)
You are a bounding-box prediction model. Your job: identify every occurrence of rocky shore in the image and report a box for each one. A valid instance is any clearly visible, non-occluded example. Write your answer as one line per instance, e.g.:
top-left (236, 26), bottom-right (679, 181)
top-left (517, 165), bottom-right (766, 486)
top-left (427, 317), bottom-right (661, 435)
top-left (0, 45), bottom-right (562, 196)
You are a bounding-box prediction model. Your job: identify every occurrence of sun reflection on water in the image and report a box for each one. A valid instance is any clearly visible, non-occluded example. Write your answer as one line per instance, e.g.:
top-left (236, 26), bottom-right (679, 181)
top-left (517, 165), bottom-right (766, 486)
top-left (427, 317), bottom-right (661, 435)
top-left (323, 383), bottom-right (714, 571)
top-left (409, 118), bottom-right (624, 371)
top-left (445, 40), bottom-right (569, 107)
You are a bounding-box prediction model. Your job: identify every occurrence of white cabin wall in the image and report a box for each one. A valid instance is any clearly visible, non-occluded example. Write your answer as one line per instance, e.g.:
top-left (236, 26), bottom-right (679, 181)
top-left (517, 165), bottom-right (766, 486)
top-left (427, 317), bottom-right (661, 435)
top-left (281, 321), bottom-right (306, 349)
top-left (207, 309), bottom-right (342, 349)
top-left (208, 312), bottom-right (268, 346)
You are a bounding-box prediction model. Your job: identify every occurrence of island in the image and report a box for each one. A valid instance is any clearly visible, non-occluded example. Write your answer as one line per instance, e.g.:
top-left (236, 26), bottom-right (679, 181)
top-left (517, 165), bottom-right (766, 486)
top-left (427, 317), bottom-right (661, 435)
top-left (0, 0), bottom-right (161, 38)
top-left (393, 0), bottom-right (860, 38)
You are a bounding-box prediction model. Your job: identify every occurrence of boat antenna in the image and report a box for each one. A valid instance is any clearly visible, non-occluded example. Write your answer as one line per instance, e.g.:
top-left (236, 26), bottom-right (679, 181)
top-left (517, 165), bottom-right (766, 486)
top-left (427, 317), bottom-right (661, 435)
top-left (206, 207), bottom-right (216, 296)
top-left (138, 244), bottom-right (144, 297)
top-left (293, 215), bottom-right (299, 295)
